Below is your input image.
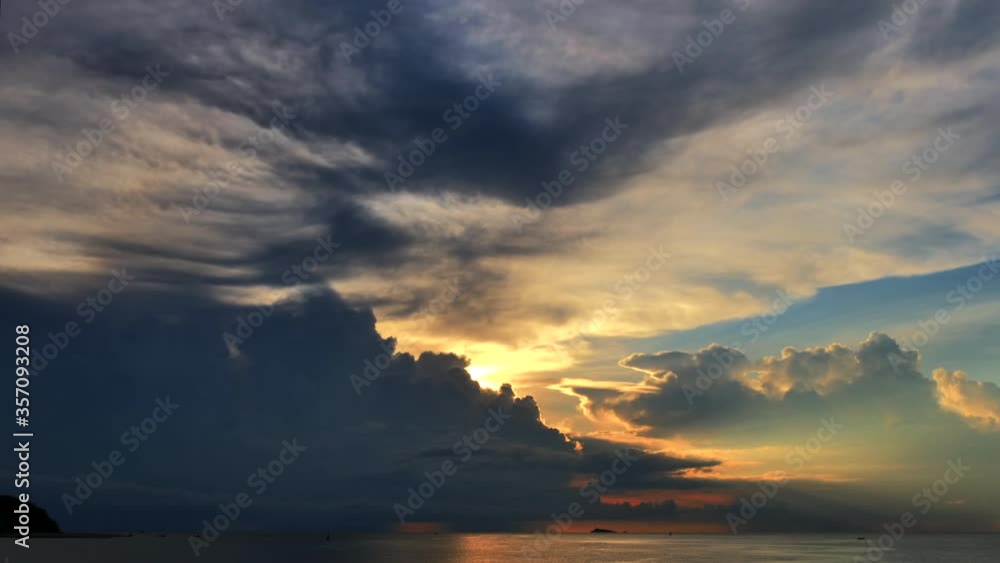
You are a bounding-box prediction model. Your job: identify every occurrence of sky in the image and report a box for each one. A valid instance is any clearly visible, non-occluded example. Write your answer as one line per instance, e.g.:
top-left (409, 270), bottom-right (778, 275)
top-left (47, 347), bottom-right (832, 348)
top-left (1, 0), bottom-right (999, 536)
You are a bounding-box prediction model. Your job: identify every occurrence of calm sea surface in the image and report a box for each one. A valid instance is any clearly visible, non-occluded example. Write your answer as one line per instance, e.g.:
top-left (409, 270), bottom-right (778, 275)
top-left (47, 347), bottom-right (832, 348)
top-left (16, 534), bottom-right (1000, 562)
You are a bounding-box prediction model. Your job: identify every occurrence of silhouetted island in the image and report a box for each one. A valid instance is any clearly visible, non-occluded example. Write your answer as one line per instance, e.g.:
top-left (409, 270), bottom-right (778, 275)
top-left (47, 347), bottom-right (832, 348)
top-left (1, 495), bottom-right (61, 534)
top-left (590, 528), bottom-right (617, 534)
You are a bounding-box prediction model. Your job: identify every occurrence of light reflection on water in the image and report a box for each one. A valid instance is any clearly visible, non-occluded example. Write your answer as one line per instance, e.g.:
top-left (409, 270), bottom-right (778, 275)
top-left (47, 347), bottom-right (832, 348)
top-left (11, 533), bottom-right (1000, 562)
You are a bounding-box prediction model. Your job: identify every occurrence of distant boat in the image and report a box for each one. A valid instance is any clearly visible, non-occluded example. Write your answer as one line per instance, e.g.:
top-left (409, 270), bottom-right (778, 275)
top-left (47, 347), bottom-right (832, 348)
top-left (324, 531), bottom-right (332, 543)
top-left (590, 528), bottom-right (617, 534)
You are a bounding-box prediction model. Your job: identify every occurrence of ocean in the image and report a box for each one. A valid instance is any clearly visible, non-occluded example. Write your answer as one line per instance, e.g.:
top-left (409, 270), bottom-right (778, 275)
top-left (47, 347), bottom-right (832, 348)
top-left (15, 533), bottom-right (1000, 562)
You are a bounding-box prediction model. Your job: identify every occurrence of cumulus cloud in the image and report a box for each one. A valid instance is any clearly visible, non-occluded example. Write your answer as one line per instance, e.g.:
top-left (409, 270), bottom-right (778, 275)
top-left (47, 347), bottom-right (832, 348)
top-left (573, 333), bottom-right (997, 442)
top-left (934, 368), bottom-right (1000, 431)
top-left (562, 333), bottom-right (1000, 529)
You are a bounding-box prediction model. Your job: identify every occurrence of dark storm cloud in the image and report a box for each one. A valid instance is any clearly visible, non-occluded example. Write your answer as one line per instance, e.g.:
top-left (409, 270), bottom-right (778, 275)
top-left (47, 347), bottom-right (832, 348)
top-left (0, 284), bottom-right (719, 531)
top-left (3, 0), bottom-right (995, 294)
top-left (2, 0), bottom-right (898, 207)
